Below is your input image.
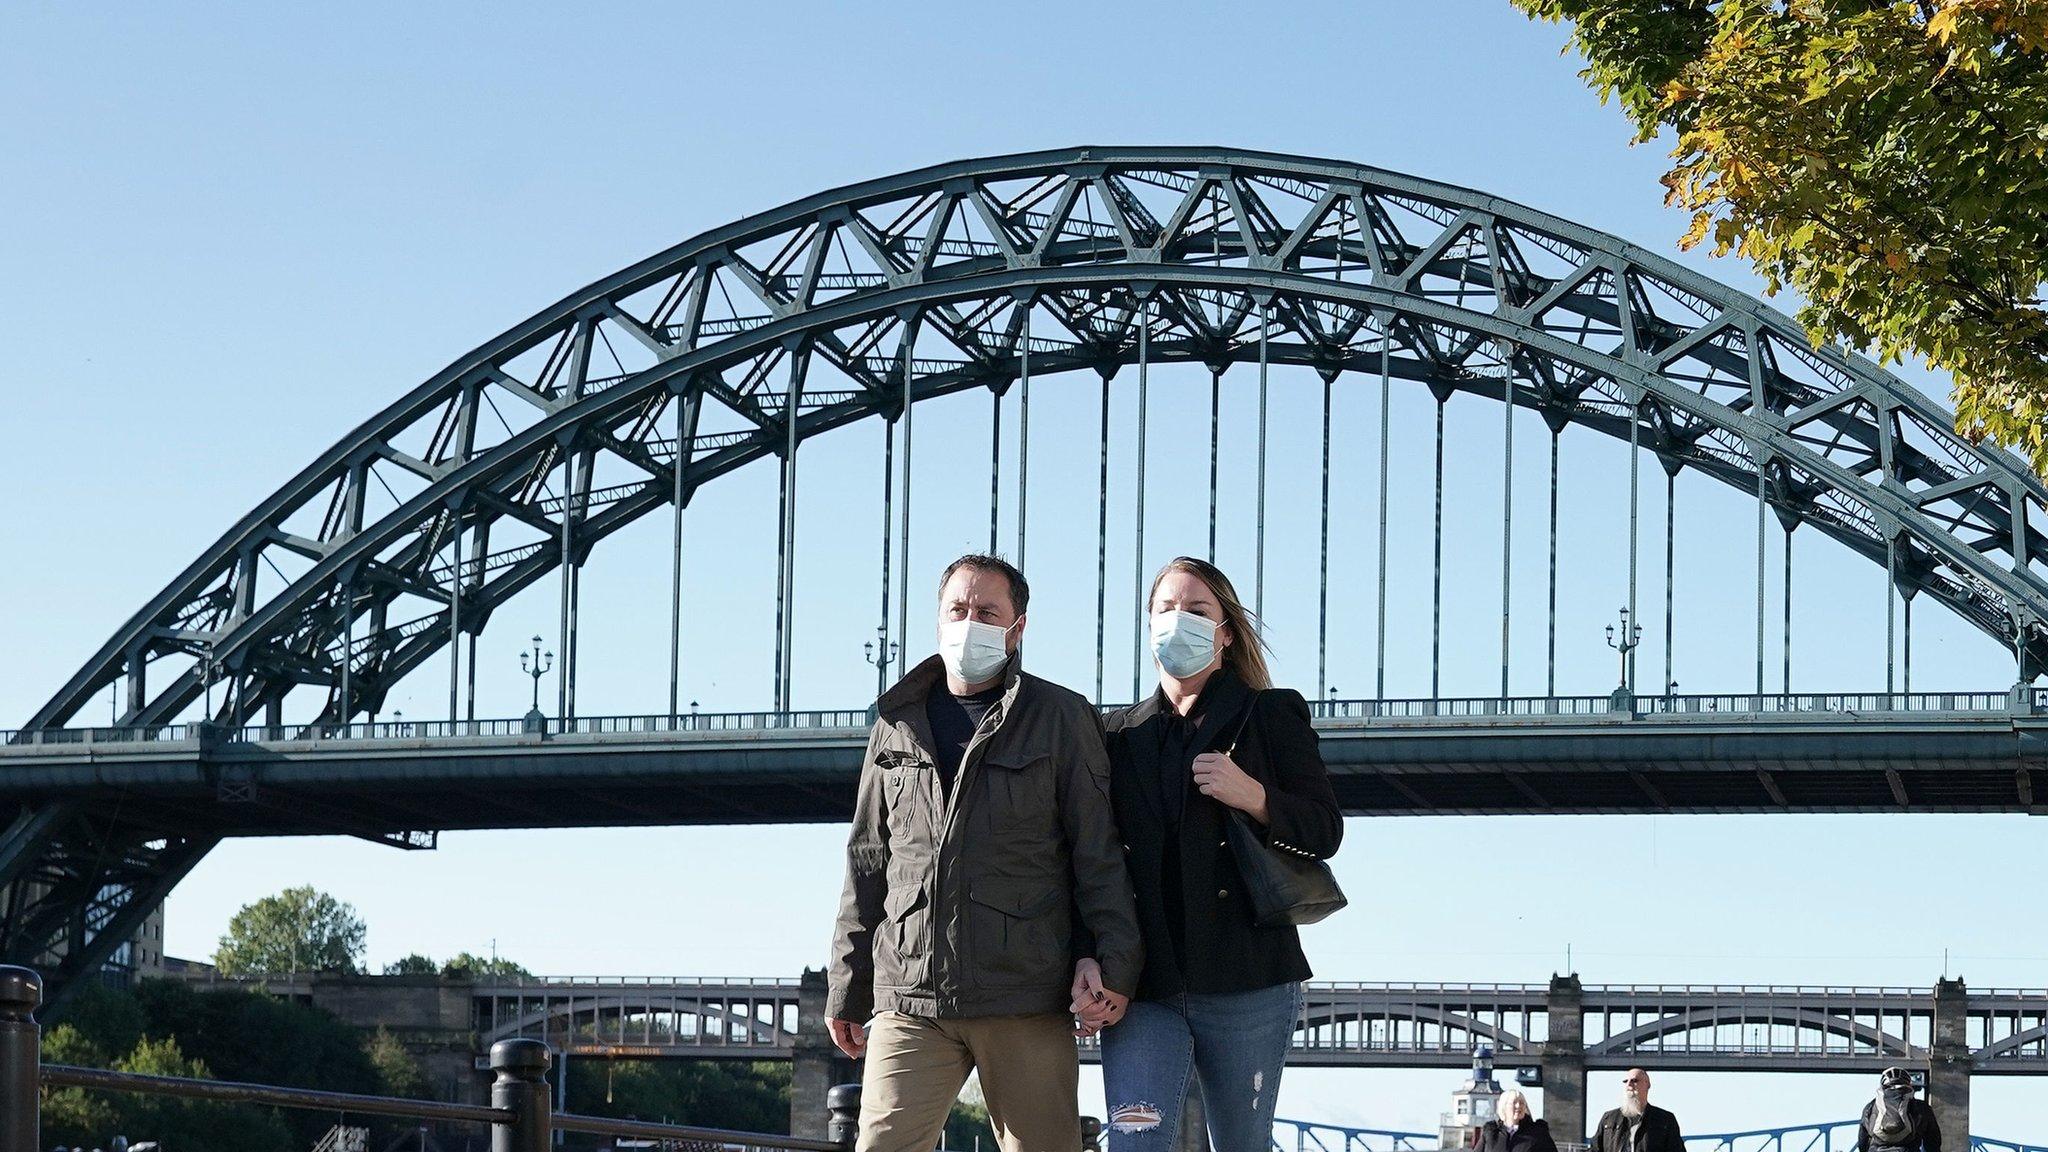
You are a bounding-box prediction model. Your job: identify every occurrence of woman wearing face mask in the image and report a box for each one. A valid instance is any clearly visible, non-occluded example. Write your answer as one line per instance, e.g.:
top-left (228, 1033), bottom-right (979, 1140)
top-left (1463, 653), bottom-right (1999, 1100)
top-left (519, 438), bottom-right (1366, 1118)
top-left (1857, 1068), bottom-right (1941, 1152)
top-left (1096, 557), bottom-right (1343, 1150)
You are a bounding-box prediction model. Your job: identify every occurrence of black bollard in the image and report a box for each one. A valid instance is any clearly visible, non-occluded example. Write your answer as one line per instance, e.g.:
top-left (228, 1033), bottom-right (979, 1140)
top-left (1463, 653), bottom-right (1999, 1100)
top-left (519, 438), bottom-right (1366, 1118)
top-left (488, 1039), bottom-right (552, 1152)
top-left (1080, 1116), bottom-right (1102, 1152)
top-left (826, 1083), bottom-right (861, 1149)
top-left (0, 967), bottom-right (43, 1152)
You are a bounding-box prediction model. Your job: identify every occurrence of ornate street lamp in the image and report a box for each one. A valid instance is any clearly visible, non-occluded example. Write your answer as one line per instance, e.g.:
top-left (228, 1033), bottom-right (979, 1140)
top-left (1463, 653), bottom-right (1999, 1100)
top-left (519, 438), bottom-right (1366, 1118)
top-left (863, 623), bottom-right (899, 699)
top-left (521, 635), bottom-right (554, 732)
top-left (1605, 607), bottom-right (1642, 692)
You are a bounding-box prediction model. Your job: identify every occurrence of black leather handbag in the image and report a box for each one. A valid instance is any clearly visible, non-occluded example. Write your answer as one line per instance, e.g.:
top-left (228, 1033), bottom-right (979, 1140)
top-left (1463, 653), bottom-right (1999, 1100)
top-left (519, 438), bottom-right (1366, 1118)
top-left (1221, 693), bottom-right (1348, 927)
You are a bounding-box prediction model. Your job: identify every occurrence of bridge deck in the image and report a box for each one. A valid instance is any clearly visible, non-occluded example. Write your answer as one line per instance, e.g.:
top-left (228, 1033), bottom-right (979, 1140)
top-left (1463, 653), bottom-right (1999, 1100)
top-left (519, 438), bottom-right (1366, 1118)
top-left (5, 694), bottom-right (2044, 836)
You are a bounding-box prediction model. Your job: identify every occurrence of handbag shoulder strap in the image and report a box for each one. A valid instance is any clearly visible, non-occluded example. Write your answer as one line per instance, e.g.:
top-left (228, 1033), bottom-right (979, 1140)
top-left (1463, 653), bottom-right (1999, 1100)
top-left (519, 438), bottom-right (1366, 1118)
top-left (1223, 688), bottom-right (1266, 758)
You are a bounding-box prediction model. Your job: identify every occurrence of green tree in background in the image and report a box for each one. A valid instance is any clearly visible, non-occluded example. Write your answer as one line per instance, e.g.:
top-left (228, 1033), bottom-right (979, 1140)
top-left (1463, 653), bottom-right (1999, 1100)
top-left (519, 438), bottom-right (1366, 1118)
top-left (564, 1059), bottom-right (791, 1131)
top-left (113, 1037), bottom-right (295, 1152)
top-left (365, 1026), bottom-right (429, 1099)
top-left (44, 979), bottom-right (426, 1152)
top-left (439, 951), bottom-right (533, 979)
top-left (38, 1024), bottom-right (120, 1140)
top-left (39, 1021), bottom-right (293, 1152)
top-left (380, 950), bottom-right (533, 978)
top-left (941, 1082), bottom-right (995, 1149)
top-left (1513, 0), bottom-right (2048, 469)
top-left (214, 885), bottom-right (367, 975)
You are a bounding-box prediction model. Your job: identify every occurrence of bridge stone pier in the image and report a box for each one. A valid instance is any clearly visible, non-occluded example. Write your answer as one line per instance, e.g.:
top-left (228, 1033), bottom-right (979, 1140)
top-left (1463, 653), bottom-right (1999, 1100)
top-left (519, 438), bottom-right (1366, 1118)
top-left (1928, 978), bottom-right (1971, 1140)
top-left (792, 968), bottom-right (854, 1139)
top-left (1541, 974), bottom-right (1588, 1141)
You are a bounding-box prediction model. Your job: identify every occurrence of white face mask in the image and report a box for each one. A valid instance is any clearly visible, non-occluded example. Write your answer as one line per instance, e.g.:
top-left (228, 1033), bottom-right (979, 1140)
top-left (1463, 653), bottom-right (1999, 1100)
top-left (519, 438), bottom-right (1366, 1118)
top-left (939, 618), bottom-right (1015, 684)
top-left (1150, 610), bottom-right (1219, 679)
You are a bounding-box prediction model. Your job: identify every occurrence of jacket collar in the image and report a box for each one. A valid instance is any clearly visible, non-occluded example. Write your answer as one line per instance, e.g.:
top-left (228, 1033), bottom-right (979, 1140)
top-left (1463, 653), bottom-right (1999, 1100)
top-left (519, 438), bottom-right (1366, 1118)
top-left (1127, 661), bottom-right (1251, 731)
top-left (1121, 664), bottom-right (1255, 826)
top-left (877, 651), bottom-right (1027, 727)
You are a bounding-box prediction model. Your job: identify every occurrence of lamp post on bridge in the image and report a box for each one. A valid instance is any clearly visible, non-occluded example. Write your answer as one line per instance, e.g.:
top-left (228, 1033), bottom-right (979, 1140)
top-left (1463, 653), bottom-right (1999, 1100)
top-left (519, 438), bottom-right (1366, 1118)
top-left (1606, 606), bottom-right (1641, 710)
top-left (863, 623), bottom-right (898, 699)
top-left (521, 635), bottom-right (553, 734)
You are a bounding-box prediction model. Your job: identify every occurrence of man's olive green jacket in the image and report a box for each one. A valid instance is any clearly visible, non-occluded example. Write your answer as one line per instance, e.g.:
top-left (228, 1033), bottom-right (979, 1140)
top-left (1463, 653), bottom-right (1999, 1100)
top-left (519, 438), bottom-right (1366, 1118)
top-left (825, 655), bottom-right (1142, 1020)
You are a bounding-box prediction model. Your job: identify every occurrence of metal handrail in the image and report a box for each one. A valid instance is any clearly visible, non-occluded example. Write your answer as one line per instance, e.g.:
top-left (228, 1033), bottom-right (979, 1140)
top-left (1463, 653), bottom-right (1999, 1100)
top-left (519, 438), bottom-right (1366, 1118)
top-left (554, 1111), bottom-right (842, 1151)
top-left (40, 1063), bottom-right (510, 1125)
top-left (37, 1067), bottom-right (847, 1152)
top-left (4, 687), bottom-right (2033, 746)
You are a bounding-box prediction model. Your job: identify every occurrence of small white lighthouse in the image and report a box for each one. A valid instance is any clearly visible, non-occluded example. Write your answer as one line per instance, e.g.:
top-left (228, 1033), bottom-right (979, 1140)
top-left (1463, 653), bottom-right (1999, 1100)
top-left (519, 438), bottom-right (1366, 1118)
top-left (1438, 1046), bottom-right (1505, 1150)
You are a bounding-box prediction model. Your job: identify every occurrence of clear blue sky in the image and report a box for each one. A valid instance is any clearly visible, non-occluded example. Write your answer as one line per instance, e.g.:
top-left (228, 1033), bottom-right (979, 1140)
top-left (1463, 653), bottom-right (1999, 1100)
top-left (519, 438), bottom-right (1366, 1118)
top-left (2, 0), bottom-right (2040, 1138)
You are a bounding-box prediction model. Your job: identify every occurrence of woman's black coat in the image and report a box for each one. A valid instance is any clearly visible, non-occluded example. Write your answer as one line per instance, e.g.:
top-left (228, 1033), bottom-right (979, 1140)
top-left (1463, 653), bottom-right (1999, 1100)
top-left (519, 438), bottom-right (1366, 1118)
top-left (1480, 1119), bottom-right (1558, 1152)
top-left (1099, 665), bottom-right (1344, 998)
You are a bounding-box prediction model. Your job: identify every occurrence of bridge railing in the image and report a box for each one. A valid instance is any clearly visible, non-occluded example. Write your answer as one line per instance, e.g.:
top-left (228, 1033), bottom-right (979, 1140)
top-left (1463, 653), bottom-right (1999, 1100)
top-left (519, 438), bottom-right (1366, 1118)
top-left (1271, 1120), bottom-right (2048, 1152)
top-left (7, 688), bottom-right (2030, 748)
top-left (0, 723), bottom-right (195, 745)
top-left (0, 966), bottom-right (855, 1152)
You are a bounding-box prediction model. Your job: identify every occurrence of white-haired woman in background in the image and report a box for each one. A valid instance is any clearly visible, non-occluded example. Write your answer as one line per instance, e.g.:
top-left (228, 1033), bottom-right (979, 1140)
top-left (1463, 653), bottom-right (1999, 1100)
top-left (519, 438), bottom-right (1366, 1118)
top-left (1479, 1090), bottom-right (1557, 1152)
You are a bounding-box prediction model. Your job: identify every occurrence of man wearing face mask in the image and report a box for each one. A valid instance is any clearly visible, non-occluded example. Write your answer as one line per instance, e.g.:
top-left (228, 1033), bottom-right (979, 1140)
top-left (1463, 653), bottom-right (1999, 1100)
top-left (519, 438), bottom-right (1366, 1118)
top-left (825, 554), bottom-right (1142, 1152)
top-left (1591, 1070), bottom-right (1683, 1152)
top-left (1856, 1068), bottom-right (1941, 1152)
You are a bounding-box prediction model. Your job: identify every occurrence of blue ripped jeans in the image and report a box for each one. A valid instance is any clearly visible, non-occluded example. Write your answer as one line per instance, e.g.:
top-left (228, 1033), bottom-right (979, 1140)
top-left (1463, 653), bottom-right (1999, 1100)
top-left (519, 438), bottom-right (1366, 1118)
top-left (1098, 980), bottom-right (1302, 1151)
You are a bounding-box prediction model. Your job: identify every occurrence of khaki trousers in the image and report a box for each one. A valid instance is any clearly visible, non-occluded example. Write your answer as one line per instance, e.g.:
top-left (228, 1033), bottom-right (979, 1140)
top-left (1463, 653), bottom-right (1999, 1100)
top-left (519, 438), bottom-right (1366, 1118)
top-left (857, 1010), bottom-right (1081, 1152)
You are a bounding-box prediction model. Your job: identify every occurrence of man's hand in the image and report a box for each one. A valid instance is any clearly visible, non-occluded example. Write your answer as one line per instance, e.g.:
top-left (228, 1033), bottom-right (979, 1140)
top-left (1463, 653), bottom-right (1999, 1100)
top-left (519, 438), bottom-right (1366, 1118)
top-left (1192, 751), bottom-right (1269, 823)
top-left (1069, 957), bottom-right (1130, 1037)
top-left (827, 1016), bottom-right (867, 1059)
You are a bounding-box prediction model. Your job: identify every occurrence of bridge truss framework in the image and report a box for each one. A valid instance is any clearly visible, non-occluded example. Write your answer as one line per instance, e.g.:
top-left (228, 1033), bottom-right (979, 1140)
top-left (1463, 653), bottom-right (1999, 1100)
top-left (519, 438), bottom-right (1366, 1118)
top-left (16, 147), bottom-right (2048, 999)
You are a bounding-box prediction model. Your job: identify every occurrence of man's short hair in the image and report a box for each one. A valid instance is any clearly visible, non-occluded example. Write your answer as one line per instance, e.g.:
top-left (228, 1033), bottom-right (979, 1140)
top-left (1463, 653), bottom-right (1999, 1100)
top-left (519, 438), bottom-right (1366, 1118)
top-left (937, 554), bottom-right (1030, 616)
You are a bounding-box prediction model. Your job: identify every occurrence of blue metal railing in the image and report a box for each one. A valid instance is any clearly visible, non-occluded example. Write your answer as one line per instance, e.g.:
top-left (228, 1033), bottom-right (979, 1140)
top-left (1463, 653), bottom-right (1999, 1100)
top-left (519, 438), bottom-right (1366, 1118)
top-left (1271, 1120), bottom-right (2048, 1152)
top-left (3, 688), bottom-right (2032, 747)
top-left (1271, 1120), bottom-right (1433, 1152)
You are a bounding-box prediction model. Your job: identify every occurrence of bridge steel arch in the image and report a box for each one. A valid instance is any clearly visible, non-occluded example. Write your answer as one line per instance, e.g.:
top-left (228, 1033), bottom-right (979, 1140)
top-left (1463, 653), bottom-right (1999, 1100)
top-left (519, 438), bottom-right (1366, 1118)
top-left (28, 145), bottom-right (2048, 735)
top-left (15, 147), bottom-right (2048, 992)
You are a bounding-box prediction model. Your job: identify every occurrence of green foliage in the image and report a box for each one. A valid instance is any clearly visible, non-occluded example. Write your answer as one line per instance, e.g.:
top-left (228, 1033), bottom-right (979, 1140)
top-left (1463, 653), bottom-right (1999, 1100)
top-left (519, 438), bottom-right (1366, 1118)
top-left (39, 1028), bottom-right (293, 1152)
top-left (364, 1026), bottom-right (429, 1099)
top-left (214, 885), bottom-right (367, 975)
top-left (38, 1024), bottom-right (119, 1140)
top-left (132, 979), bottom-right (387, 1147)
top-left (942, 1093), bottom-right (996, 1149)
top-left (114, 1037), bottom-right (297, 1152)
top-left (438, 951), bottom-right (533, 979)
top-left (382, 952), bottom-right (440, 976)
top-left (1514, 0), bottom-right (2048, 471)
top-left (564, 1059), bottom-right (790, 1131)
top-left (48, 979), bottom-right (147, 1057)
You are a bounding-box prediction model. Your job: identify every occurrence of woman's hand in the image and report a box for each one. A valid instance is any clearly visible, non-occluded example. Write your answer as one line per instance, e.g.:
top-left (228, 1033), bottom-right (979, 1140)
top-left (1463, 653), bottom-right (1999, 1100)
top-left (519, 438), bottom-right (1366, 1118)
top-left (1191, 751), bottom-right (1269, 823)
top-left (1069, 957), bottom-right (1129, 1036)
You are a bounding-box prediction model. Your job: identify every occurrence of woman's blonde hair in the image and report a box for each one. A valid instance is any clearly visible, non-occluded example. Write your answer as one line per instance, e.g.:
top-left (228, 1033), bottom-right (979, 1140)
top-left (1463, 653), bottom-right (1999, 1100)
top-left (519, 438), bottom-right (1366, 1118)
top-left (1148, 556), bottom-right (1272, 690)
top-left (1499, 1088), bottom-right (1530, 1123)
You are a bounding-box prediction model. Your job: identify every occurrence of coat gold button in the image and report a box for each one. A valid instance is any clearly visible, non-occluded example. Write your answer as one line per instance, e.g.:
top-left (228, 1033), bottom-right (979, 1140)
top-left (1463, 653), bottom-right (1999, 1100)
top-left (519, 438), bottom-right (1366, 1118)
top-left (1218, 888), bottom-right (1229, 899)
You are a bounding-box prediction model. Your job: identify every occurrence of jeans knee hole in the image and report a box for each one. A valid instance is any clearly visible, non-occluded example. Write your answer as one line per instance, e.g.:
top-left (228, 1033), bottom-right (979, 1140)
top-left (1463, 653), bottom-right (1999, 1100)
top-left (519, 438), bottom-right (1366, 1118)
top-left (1108, 1103), bottom-right (1163, 1132)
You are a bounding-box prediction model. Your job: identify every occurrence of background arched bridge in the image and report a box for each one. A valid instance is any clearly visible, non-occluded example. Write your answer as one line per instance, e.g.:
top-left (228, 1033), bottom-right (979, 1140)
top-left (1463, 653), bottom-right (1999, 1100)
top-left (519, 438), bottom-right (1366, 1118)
top-left (176, 970), bottom-right (2048, 1075)
top-left (11, 147), bottom-right (2048, 992)
top-left (167, 970), bottom-right (2045, 1143)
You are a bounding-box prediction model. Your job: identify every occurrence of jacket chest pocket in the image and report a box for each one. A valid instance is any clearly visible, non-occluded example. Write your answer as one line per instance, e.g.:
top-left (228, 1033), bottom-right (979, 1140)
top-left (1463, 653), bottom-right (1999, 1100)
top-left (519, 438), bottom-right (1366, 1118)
top-left (879, 753), bottom-right (930, 840)
top-left (979, 750), bottom-right (1055, 834)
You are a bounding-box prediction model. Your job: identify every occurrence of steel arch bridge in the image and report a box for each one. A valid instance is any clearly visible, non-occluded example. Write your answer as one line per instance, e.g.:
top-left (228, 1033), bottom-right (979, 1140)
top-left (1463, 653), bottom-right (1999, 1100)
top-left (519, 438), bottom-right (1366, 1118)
top-left (29, 145), bottom-right (2048, 735)
top-left (13, 146), bottom-right (2048, 991)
